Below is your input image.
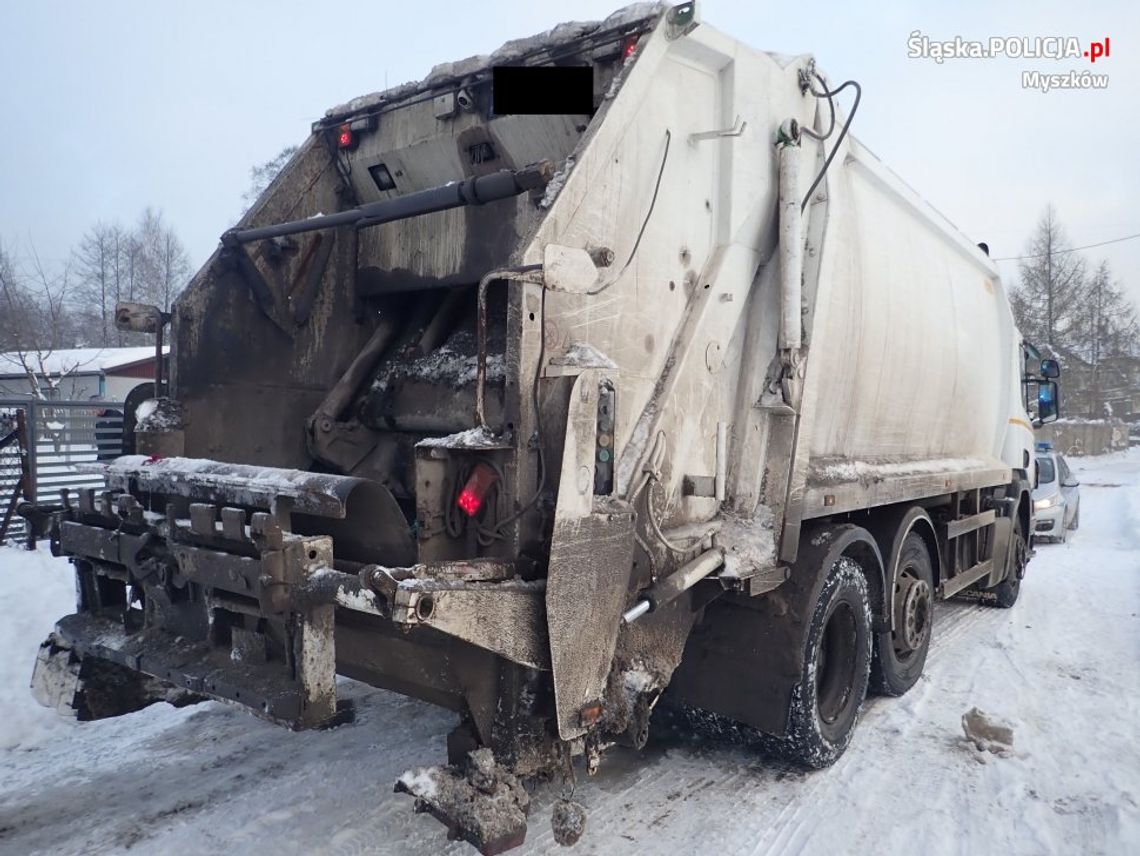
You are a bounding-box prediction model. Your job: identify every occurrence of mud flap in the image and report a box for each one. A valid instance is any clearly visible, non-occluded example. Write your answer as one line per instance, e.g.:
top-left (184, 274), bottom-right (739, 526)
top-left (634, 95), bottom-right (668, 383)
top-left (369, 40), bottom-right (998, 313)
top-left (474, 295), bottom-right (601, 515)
top-left (546, 370), bottom-right (634, 741)
top-left (396, 748), bottom-right (530, 855)
top-left (667, 523), bottom-right (882, 736)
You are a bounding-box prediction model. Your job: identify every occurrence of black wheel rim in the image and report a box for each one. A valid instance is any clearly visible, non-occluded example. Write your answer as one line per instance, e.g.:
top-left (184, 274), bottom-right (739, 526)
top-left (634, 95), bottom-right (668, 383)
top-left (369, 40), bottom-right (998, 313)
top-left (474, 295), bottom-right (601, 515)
top-left (1014, 529), bottom-right (1027, 578)
top-left (816, 602), bottom-right (857, 724)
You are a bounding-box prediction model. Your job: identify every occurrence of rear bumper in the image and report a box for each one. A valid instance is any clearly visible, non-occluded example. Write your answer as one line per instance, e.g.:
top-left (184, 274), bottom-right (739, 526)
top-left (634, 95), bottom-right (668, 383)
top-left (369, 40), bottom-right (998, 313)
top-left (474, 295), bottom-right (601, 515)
top-left (33, 458), bottom-right (548, 733)
top-left (34, 612), bottom-right (341, 725)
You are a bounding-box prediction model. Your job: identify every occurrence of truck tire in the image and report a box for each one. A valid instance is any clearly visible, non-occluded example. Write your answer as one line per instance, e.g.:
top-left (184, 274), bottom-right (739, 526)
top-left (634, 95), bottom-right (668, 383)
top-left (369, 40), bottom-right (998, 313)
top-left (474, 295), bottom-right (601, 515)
top-left (870, 532), bottom-right (933, 697)
top-left (781, 557), bottom-right (873, 769)
top-left (991, 515), bottom-right (1026, 609)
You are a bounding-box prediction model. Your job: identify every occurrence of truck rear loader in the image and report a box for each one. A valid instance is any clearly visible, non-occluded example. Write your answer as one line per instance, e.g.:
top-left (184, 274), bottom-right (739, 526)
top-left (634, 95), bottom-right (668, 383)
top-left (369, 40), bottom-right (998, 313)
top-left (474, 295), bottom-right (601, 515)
top-left (20, 3), bottom-right (1062, 851)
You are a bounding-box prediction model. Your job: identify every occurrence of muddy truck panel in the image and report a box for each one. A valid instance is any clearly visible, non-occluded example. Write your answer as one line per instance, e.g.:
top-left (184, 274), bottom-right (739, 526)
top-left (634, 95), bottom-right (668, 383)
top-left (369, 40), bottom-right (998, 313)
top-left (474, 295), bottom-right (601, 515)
top-left (22, 2), bottom-right (1057, 852)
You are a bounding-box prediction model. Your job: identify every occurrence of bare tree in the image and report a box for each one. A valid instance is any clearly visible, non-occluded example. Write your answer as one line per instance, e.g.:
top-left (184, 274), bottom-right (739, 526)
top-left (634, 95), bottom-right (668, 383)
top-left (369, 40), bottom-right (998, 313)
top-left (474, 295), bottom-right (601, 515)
top-left (1079, 260), bottom-right (1139, 416)
top-left (73, 221), bottom-right (126, 346)
top-left (242, 145), bottom-right (298, 214)
top-left (0, 242), bottom-right (37, 354)
top-left (0, 242), bottom-right (92, 399)
top-left (135, 208), bottom-right (191, 311)
top-left (1010, 205), bottom-right (1088, 351)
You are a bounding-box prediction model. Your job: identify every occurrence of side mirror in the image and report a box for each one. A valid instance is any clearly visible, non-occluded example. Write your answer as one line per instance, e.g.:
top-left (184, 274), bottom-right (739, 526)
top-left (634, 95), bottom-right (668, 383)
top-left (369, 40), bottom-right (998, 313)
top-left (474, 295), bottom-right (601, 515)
top-left (1040, 358), bottom-right (1060, 379)
top-left (1062, 479), bottom-right (1080, 488)
top-left (1036, 380), bottom-right (1060, 425)
top-left (542, 245), bottom-right (599, 294)
top-left (116, 302), bottom-right (167, 334)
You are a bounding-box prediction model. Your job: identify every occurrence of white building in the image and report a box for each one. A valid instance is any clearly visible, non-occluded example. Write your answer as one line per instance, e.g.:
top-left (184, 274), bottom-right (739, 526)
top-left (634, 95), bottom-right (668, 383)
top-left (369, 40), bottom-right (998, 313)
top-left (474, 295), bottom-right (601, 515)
top-left (0, 347), bottom-right (169, 402)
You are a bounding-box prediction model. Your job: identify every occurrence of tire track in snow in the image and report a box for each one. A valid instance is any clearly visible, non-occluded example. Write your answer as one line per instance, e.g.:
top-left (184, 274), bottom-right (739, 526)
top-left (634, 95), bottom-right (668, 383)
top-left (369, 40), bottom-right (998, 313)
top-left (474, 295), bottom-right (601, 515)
top-left (746, 597), bottom-right (994, 856)
top-left (512, 595), bottom-right (1002, 856)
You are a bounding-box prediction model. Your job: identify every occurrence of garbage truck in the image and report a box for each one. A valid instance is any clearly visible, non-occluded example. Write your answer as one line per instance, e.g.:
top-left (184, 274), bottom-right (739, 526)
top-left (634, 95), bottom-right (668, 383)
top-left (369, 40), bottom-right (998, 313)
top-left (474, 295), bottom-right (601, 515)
top-left (22, 2), bottom-right (1062, 852)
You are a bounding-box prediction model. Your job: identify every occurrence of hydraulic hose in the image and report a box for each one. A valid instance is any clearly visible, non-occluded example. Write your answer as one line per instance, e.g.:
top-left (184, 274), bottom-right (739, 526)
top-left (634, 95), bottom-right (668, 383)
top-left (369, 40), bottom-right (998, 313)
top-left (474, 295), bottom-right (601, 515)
top-left (800, 79), bottom-right (862, 212)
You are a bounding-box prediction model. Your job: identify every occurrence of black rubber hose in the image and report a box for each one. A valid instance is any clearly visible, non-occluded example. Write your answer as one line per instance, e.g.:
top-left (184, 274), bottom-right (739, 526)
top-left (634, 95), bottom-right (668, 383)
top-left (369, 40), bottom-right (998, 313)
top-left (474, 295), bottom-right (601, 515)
top-left (801, 80), bottom-right (861, 213)
top-left (799, 72), bottom-right (836, 142)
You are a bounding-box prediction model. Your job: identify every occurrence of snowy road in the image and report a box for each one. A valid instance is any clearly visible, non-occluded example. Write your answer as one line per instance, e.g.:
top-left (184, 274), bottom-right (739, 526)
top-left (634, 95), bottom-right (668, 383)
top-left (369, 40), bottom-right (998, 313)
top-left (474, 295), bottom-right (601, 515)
top-left (1, 452), bottom-right (1138, 855)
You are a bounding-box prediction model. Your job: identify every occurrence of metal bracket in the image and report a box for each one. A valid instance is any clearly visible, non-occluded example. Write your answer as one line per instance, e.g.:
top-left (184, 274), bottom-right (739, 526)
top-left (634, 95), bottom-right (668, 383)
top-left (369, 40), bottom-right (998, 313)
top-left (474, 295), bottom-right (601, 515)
top-left (391, 579), bottom-right (550, 670)
top-left (689, 116), bottom-right (747, 146)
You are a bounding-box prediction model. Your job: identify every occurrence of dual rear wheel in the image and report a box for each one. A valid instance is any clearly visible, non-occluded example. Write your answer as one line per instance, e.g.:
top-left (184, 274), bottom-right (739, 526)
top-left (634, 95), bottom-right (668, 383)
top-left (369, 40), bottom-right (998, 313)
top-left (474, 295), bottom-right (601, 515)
top-left (776, 511), bottom-right (1026, 767)
top-left (871, 533), bottom-right (934, 697)
top-left (782, 532), bottom-right (935, 767)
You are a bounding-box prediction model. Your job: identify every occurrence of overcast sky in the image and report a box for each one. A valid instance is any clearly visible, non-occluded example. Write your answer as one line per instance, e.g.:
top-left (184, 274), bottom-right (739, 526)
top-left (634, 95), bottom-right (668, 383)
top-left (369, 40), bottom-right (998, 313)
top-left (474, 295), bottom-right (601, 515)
top-left (1, 0), bottom-right (1135, 301)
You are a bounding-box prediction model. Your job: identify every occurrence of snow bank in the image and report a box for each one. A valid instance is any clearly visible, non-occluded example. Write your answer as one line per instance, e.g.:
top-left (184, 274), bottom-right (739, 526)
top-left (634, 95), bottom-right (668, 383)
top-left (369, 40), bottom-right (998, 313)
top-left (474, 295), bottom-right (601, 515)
top-left (0, 546), bottom-right (78, 750)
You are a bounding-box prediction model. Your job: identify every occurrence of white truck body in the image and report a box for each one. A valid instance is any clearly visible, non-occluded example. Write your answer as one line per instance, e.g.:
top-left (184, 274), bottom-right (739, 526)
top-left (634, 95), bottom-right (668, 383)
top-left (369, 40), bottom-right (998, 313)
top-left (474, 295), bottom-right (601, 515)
top-left (524, 11), bottom-right (1034, 567)
top-left (21, 5), bottom-right (1054, 853)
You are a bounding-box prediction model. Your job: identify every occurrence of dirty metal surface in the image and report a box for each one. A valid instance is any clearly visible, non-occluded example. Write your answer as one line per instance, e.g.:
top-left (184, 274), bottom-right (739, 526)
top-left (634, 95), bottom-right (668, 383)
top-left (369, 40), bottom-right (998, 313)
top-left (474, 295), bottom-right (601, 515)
top-left (546, 371), bottom-right (635, 740)
top-left (48, 613), bottom-right (334, 727)
top-left (103, 456), bottom-right (370, 518)
top-left (395, 748), bottom-right (530, 856)
top-left (393, 578), bottom-right (549, 671)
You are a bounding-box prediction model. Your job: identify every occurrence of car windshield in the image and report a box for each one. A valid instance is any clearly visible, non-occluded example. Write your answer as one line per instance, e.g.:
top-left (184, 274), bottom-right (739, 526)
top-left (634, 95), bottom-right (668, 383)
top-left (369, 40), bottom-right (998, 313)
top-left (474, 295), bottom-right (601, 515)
top-left (1037, 456), bottom-right (1056, 484)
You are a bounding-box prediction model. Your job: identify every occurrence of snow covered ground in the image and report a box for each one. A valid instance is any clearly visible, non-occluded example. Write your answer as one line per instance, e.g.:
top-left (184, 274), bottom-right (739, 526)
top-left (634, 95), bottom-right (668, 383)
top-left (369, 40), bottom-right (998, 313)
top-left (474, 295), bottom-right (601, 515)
top-left (1, 451), bottom-right (1138, 855)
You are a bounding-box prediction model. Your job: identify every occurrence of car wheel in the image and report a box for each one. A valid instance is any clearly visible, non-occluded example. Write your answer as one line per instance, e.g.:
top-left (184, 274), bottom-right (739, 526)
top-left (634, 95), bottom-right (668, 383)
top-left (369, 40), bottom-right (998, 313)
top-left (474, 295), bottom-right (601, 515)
top-left (1069, 504), bottom-right (1080, 531)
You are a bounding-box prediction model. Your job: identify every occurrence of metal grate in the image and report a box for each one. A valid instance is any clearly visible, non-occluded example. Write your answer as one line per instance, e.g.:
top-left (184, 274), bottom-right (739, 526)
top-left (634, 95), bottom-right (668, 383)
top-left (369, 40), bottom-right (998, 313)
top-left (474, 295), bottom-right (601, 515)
top-left (0, 398), bottom-right (124, 545)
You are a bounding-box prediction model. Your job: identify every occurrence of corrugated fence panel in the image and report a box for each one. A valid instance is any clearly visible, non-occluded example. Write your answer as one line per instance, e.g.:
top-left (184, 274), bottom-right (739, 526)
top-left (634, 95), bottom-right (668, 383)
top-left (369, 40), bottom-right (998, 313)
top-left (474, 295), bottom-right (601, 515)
top-left (0, 399), bottom-right (124, 544)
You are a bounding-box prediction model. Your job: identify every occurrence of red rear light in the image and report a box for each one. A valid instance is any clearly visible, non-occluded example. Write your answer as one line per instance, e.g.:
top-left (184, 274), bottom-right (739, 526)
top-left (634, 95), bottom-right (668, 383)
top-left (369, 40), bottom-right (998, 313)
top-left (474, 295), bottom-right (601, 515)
top-left (457, 462), bottom-right (498, 517)
top-left (337, 124), bottom-right (353, 148)
top-left (622, 36), bottom-right (640, 59)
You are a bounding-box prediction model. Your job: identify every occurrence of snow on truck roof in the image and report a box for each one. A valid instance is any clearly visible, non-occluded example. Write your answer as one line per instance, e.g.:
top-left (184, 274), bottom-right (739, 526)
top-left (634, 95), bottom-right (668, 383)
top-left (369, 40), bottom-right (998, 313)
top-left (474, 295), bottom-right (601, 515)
top-left (322, 2), bottom-right (666, 122)
top-left (0, 346), bottom-right (169, 378)
top-left (315, 3), bottom-right (997, 278)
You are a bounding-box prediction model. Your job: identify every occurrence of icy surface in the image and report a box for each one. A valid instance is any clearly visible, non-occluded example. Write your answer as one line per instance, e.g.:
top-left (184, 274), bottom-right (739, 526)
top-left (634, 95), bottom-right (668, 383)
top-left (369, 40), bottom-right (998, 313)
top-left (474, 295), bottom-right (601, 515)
top-left (416, 426), bottom-right (506, 450)
top-left (1, 451), bottom-right (1139, 854)
top-left (372, 332), bottom-right (504, 394)
top-left (398, 768), bottom-right (440, 801)
top-left (540, 157), bottom-right (574, 209)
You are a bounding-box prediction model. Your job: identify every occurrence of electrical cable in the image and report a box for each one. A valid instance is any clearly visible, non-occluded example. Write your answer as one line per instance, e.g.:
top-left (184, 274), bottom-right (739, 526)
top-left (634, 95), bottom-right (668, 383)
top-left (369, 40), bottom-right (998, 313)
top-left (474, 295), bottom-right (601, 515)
top-left (993, 231), bottom-right (1140, 261)
top-left (645, 476), bottom-right (712, 555)
top-left (446, 457), bottom-right (509, 545)
top-left (800, 79), bottom-right (861, 213)
top-left (630, 432), bottom-right (711, 556)
top-left (491, 284), bottom-right (549, 536)
top-left (585, 129), bottom-right (671, 295)
top-left (476, 458), bottom-right (510, 545)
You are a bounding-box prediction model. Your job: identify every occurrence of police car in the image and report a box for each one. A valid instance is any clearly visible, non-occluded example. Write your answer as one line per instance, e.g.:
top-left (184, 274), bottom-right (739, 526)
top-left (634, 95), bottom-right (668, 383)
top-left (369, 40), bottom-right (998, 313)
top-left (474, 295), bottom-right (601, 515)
top-left (1032, 442), bottom-right (1080, 543)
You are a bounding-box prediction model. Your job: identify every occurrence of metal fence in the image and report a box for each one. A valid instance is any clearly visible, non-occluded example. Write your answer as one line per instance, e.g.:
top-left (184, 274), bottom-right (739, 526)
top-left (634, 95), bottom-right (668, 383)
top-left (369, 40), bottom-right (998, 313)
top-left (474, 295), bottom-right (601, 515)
top-left (0, 398), bottom-right (124, 545)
